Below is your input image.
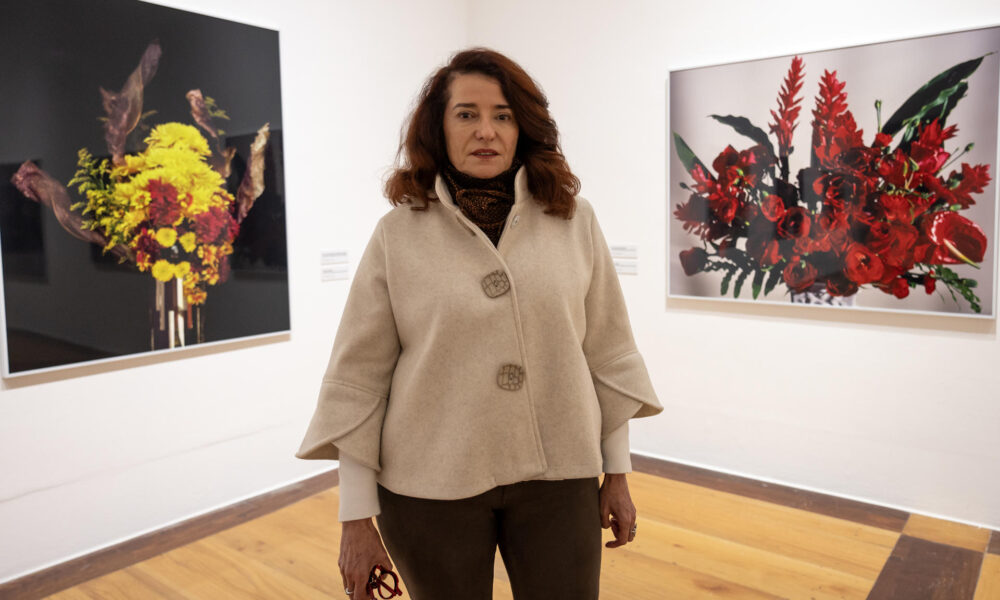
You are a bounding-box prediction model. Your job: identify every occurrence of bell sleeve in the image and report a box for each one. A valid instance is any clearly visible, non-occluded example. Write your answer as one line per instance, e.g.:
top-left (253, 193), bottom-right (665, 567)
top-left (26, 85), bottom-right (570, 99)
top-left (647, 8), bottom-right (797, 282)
top-left (295, 220), bottom-right (400, 470)
top-left (583, 208), bottom-right (663, 438)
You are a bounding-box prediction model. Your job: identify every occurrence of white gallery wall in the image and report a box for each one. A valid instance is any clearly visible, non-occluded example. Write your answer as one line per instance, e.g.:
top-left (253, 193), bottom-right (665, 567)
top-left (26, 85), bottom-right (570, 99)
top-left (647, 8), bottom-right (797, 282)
top-left (0, 0), bottom-right (467, 582)
top-left (2, 0), bottom-right (999, 585)
top-left (465, 0), bottom-right (1000, 529)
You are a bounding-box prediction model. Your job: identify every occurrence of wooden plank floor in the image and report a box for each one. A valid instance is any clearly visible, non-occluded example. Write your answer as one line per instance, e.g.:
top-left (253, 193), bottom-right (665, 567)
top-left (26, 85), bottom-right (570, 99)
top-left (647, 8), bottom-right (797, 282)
top-left (44, 471), bottom-right (1000, 599)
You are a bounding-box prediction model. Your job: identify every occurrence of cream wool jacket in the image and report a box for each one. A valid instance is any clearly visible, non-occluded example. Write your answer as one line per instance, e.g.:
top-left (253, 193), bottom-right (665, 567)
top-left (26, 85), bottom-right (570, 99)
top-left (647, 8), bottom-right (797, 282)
top-left (296, 168), bottom-right (662, 500)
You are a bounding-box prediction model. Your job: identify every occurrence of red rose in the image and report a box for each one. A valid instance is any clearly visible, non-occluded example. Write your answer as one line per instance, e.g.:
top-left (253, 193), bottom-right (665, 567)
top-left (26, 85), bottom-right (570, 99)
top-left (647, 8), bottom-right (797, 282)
top-left (679, 247), bottom-right (709, 276)
top-left (760, 194), bottom-right (786, 222)
top-left (868, 222), bottom-right (918, 270)
top-left (711, 193), bottom-right (740, 225)
top-left (746, 218), bottom-right (783, 266)
top-left (844, 243), bottom-right (884, 284)
top-left (777, 207), bottom-right (811, 239)
top-left (782, 260), bottom-right (817, 293)
top-left (825, 272), bottom-right (859, 297)
top-left (923, 212), bottom-right (987, 265)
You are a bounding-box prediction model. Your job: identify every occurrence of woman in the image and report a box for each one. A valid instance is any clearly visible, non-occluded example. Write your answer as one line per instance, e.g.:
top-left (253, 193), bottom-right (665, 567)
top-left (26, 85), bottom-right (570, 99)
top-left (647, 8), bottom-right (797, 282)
top-left (297, 48), bottom-right (662, 599)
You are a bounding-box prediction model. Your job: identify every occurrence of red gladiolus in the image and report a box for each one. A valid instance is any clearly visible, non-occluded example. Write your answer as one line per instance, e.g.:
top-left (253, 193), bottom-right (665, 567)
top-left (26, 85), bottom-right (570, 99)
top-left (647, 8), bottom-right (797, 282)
top-left (878, 193), bottom-right (913, 223)
top-left (844, 243), bottom-right (884, 284)
top-left (923, 211), bottom-right (987, 265)
top-left (909, 120), bottom-right (955, 174)
top-left (783, 260), bottom-right (817, 292)
top-left (761, 194), bottom-right (786, 222)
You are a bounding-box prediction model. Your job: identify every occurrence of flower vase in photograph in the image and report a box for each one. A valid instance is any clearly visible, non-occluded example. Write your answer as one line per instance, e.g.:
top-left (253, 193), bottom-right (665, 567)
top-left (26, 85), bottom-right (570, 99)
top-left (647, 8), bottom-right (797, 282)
top-left (789, 283), bottom-right (855, 307)
top-left (151, 277), bottom-right (204, 350)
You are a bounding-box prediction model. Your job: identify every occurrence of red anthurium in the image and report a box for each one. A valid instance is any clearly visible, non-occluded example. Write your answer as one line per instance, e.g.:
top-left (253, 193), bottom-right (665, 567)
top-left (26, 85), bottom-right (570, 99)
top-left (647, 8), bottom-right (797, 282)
top-left (923, 211), bottom-right (987, 265)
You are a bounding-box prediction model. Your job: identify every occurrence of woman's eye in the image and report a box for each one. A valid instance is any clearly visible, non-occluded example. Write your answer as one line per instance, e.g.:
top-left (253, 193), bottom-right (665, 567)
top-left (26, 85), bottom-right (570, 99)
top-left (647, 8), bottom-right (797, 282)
top-left (457, 112), bottom-right (474, 120)
top-left (497, 113), bottom-right (513, 121)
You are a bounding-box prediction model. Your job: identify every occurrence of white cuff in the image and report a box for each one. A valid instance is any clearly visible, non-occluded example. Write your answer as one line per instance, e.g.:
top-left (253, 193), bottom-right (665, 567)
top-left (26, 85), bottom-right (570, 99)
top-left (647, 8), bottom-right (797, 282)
top-left (337, 450), bottom-right (381, 522)
top-left (601, 422), bottom-right (632, 474)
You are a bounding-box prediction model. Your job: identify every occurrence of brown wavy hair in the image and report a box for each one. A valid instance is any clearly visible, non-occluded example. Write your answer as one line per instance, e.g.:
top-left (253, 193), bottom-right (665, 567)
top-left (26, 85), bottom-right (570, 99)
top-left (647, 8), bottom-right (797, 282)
top-left (384, 48), bottom-right (579, 218)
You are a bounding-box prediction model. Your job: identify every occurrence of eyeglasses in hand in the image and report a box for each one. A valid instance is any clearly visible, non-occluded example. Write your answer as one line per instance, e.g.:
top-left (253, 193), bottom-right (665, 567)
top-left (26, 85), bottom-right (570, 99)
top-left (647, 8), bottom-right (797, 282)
top-left (366, 564), bottom-right (403, 599)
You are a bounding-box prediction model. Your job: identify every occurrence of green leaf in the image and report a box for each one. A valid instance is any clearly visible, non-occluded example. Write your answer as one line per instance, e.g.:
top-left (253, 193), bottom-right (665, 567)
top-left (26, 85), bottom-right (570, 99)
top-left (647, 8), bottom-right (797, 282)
top-left (733, 269), bottom-right (749, 298)
top-left (881, 55), bottom-right (986, 139)
top-left (709, 114), bottom-right (776, 160)
top-left (763, 266), bottom-right (784, 296)
top-left (751, 269), bottom-right (765, 299)
top-left (673, 132), bottom-right (710, 175)
top-left (720, 269), bottom-right (735, 296)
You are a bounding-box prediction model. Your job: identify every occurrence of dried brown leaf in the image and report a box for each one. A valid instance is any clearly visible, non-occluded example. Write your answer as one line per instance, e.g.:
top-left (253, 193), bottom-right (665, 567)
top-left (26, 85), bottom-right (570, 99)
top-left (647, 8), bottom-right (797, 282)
top-left (11, 162), bottom-right (134, 262)
top-left (210, 146), bottom-right (236, 180)
top-left (236, 123), bottom-right (271, 224)
top-left (102, 41), bottom-right (162, 166)
top-left (185, 89), bottom-right (219, 139)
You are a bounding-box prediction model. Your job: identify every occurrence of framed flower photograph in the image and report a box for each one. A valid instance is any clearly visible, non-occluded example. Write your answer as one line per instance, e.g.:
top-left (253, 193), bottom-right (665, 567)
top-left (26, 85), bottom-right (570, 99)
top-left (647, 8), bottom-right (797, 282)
top-left (668, 26), bottom-right (999, 318)
top-left (0, 0), bottom-right (289, 376)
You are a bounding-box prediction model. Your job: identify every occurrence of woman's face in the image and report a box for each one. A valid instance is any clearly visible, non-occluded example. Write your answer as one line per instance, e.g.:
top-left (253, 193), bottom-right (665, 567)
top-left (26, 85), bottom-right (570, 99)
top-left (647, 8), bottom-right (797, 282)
top-left (443, 73), bottom-right (519, 179)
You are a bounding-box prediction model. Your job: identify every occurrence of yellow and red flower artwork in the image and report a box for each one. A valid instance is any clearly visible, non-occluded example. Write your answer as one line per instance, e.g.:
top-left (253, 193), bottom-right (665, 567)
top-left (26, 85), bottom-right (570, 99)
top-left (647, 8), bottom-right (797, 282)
top-left (74, 122), bottom-right (241, 305)
top-left (30, 41), bottom-right (274, 307)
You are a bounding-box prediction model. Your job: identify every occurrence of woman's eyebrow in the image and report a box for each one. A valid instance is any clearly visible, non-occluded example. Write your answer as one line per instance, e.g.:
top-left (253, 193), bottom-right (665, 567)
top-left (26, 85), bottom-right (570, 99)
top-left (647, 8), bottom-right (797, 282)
top-left (452, 102), bottom-right (511, 109)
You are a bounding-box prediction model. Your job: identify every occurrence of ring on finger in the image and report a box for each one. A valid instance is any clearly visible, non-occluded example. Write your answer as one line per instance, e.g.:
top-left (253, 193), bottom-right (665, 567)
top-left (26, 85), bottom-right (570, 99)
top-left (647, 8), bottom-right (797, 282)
top-left (345, 588), bottom-right (353, 595)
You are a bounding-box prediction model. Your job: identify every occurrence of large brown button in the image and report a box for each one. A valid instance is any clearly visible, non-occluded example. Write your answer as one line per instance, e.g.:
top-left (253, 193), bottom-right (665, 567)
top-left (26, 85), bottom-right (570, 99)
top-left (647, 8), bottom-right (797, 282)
top-left (497, 364), bottom-right (524, 391)
top-left (481, 270), bottom-right (510, 298)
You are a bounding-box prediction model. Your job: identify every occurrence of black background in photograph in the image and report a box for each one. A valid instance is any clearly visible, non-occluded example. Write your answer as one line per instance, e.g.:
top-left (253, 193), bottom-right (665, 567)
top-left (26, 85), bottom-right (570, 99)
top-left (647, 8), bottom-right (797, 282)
top-left (0, 0), bottom-right (289, 374)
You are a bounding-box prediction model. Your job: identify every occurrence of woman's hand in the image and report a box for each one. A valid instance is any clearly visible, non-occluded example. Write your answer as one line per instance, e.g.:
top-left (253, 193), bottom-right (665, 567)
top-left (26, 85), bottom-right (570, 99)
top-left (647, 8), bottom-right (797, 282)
top-left (339, 517), bottom-right (393, 597)
top-left (599, 473), bottom-right (637, 548)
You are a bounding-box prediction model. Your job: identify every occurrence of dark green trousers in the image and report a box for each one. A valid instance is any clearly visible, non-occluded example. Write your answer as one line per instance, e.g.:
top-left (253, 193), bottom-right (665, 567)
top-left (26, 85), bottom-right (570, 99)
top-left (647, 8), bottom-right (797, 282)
top-left (376, 478), bottom-right (602, 600)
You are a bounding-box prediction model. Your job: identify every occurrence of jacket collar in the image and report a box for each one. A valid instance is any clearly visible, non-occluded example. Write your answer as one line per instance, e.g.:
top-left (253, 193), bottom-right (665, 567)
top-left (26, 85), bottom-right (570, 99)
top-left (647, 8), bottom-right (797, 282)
top-left (433, 165), bottom-right (530, 211)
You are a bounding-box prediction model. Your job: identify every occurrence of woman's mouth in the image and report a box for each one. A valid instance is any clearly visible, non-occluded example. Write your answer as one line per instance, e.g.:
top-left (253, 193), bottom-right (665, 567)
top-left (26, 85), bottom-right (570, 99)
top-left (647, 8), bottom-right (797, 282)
top-left (472, 149), bottom-right (499, 158)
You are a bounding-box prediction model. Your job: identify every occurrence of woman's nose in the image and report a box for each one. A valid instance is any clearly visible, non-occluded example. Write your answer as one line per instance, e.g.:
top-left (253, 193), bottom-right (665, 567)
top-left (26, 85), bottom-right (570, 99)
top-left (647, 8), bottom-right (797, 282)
top-left (475, 122), bottom-right (495, 140)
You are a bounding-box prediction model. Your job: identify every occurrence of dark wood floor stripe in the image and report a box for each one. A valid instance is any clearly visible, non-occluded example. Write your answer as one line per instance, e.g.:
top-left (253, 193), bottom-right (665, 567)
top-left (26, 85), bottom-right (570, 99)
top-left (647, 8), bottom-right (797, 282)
top-left (631, 454), bottom-right (910, 532)
top-left (0, 469), bottom-right (339, 600)
top-left (866, 535), bottom-right (983, 600)
top-left (989, 530), bottom-right (1000, 555)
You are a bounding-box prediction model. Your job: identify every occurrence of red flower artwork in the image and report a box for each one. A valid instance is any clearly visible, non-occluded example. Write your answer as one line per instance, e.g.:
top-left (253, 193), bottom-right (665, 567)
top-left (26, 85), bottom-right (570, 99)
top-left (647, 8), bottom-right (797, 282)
top-left (673, 54), bottom-right (993, 312)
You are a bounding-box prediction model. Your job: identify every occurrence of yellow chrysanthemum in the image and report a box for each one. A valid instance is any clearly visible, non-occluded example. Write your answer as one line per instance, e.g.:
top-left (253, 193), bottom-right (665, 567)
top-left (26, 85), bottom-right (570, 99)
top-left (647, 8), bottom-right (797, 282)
top-left (179, 232), bottom-right (197, 252)
top-left (152, 260), bottom-right (176, 282)
top-left (174, 261), bottom-right (192, 278)
top-left (155, 227), bottom-right (178, 247)
top-left (145, 123), bottom-right (211, 156)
